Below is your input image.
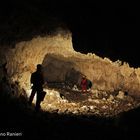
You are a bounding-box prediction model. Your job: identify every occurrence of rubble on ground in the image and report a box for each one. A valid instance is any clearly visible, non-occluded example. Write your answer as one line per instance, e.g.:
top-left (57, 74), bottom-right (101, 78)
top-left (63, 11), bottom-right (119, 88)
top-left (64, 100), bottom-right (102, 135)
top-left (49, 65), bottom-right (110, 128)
top-left (1, 30), bottom-right (140, 118)
top-left (40, 87), bottom-right (140, 117)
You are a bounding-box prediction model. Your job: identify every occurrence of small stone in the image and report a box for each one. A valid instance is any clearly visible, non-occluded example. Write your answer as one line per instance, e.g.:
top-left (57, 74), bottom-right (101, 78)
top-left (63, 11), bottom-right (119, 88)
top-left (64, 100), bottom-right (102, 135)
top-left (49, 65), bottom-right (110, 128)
top-left (94, 110), bottom-right (100, 115)
top-left (80, 106), bottom-right (89, 112)
top-left (107, 95), bottom-right (114, 102)
top-left (72, 85), bottom-right (78, 91)
top-left (73, 110), bottom-right (78, 114)
top-left (91, 90), bottom-right (99, 97)
top-left (61, 99), bottom-right (68, 103)
top-left (93, 99), bottom-right (100, 104)
top-left (89, 106), bottom-right (94, 110)
top-left (117, 91), bottom-right (125, 99)
top-left (102, 105), bottom-right (108, 109)
top-left (88, 98), bottom-right (93, 102)
top-left (127, 103), bottom-right (132, 106)
top-left (102, 91), bottom-right (108, 96)
top-left (71, 103), bottom-right (76, 106)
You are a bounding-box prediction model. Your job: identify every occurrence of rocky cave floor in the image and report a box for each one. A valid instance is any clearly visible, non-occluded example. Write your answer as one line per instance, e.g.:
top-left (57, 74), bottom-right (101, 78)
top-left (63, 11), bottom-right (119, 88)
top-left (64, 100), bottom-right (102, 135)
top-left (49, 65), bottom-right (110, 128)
top-left (1, 84), bottom-right (140, 139)
top-left (41, 84), bottom-right (140, 118)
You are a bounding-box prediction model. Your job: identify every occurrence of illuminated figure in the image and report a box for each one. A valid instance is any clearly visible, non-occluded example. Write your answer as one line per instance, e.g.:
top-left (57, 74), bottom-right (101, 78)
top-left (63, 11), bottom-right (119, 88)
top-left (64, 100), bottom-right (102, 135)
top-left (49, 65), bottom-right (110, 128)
top-left (81, 76), bottom-right (87, 92)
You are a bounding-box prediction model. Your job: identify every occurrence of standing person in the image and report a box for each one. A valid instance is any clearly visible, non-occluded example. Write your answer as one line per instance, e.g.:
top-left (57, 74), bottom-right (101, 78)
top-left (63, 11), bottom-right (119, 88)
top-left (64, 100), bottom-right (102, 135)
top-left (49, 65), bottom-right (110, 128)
top-left (29, 64), bottom-right (45, 111)
top-left (81, 76), bottom-right (87, 92)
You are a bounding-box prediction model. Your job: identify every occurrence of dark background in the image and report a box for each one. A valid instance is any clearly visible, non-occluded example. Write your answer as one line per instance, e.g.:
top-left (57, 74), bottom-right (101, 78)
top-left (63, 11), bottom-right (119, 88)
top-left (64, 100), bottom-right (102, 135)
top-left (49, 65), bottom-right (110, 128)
top-left (0, 0), bottom-right (139, 67)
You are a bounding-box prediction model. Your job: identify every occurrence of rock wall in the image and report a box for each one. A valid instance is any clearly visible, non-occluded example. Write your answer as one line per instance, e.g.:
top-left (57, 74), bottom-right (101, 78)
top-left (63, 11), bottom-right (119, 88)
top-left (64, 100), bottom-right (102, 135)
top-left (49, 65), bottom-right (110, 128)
top-left (42, 53), bottom-right (140, 97)
top-left (0, 31), bottom-right (74, 90)
top-left (1, 30), bottom-right (140, 98)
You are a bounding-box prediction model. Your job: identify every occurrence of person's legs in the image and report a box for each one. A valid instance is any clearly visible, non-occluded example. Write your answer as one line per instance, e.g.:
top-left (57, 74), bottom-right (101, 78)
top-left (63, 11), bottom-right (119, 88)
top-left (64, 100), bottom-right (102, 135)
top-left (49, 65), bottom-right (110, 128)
top-left (82, 85), bottom-right (87, 92)
top-left (29, 88), bottom-right (36, 105)
top-left (35, 90), bottom-right (42, 111)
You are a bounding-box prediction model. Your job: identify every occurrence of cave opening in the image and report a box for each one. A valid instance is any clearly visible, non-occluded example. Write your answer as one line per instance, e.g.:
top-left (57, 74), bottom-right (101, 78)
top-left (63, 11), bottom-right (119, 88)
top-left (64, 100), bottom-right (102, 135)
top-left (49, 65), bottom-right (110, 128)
top-left (1, 30), bottom-right (140, 118)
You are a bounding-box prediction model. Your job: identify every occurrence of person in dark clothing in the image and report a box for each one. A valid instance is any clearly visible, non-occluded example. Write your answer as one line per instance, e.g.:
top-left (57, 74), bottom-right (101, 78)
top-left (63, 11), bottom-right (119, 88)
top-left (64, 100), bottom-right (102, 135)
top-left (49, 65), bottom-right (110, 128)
top-left (29, 64), bottom-right (44, 111)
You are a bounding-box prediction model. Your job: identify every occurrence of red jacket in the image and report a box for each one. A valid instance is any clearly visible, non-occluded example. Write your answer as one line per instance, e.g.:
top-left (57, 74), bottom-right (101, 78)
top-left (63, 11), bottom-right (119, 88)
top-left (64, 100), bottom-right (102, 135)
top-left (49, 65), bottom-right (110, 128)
top-left (81, 79), bottom-right (87, 90)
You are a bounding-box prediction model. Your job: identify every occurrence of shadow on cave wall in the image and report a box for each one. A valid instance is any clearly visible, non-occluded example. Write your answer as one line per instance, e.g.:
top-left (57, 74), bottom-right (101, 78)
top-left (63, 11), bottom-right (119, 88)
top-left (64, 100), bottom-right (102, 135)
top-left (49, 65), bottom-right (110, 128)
top-left (42, 54), bottom-right (84, 89)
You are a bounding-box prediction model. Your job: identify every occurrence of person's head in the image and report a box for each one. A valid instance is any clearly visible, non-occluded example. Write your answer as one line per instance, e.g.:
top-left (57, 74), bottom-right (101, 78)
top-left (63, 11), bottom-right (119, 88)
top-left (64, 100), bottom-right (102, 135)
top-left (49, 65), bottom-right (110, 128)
top-left (82, 75), bottom-right (86, 79)
top-left (36, 64), bottom-right (42, 72)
